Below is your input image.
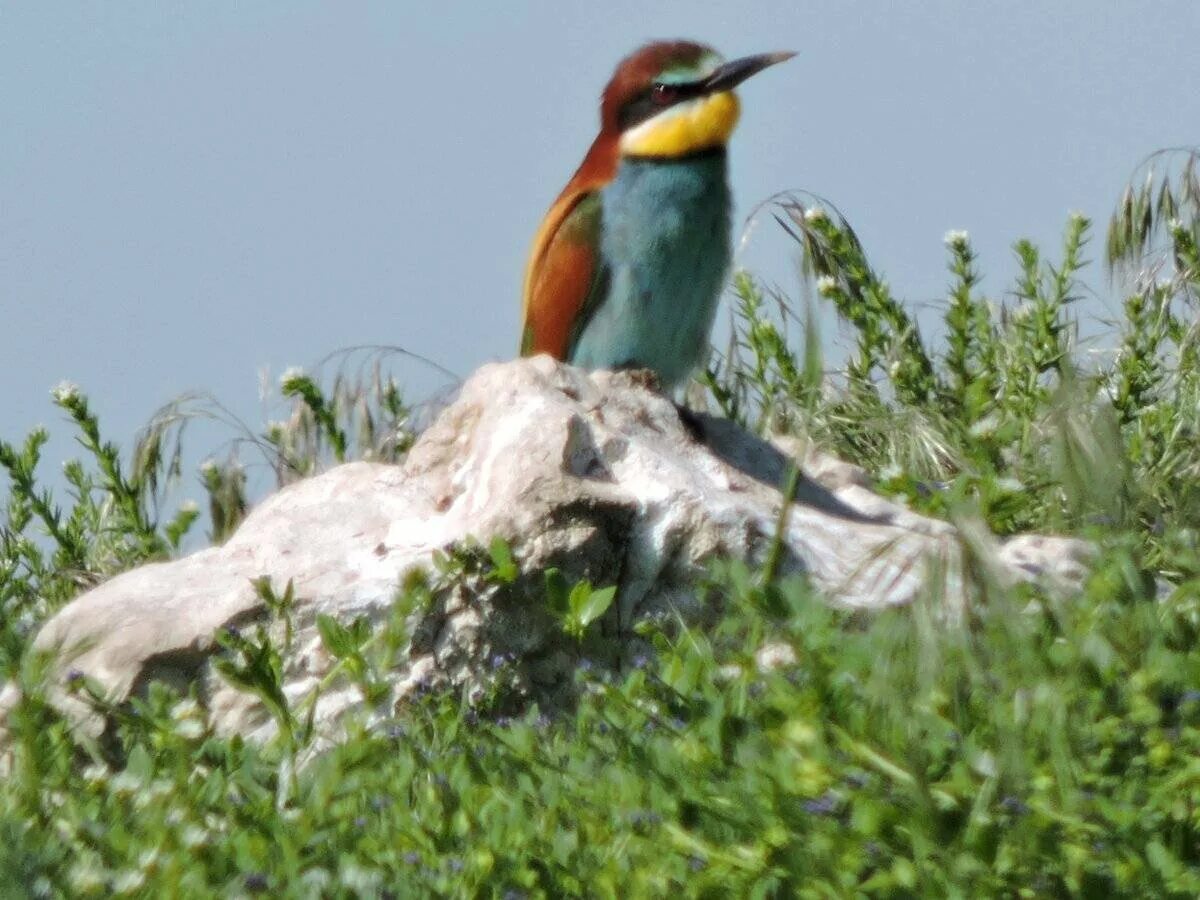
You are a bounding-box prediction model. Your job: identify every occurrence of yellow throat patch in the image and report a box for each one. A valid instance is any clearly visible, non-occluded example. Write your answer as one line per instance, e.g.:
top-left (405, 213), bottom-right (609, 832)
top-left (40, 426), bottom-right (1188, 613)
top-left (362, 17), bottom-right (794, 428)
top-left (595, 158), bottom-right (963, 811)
top-left (619, 91), bottom-right (742, 158)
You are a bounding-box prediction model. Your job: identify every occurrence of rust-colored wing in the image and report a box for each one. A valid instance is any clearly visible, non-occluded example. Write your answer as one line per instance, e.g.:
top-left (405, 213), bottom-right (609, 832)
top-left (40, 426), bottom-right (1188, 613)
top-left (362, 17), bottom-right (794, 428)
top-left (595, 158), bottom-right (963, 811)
top-left (520, 137), bottom-right (616, 359)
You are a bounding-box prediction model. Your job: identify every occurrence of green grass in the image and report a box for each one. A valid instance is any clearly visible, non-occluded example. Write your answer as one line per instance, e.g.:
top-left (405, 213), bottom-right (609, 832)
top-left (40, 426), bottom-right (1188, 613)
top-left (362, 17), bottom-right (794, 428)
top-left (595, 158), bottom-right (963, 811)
top-left (2, 150), bottom-right (1200, 897)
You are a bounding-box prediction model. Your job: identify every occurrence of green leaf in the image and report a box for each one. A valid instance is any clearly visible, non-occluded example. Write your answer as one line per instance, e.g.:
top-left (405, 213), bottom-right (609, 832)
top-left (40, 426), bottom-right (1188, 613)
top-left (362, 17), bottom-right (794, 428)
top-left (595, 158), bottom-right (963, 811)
top-left (575, 585), bottom-right (616, 629)
top-left (544, 568), bottom-right (570, 615)
top-left (317, 613), bottom-right (353, 659)
top-left (125, 744), bottom-right (153, 781)
top-left (348, 615), bottom-right (372, 649)
top-left (488, 536), bottom-right (518, 584)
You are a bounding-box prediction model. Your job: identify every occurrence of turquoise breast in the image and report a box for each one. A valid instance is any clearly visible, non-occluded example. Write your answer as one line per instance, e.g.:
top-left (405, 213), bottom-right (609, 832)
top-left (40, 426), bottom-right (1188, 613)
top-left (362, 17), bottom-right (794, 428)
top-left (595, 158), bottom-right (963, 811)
top-left (569, 150), bottom-right (732, 392)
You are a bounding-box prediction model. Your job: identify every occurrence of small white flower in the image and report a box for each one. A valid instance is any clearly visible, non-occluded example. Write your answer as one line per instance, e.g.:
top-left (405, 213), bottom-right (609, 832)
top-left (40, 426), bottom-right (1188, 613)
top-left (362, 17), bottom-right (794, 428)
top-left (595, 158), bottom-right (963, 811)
top-left (803, 206), bottom-right (827, 223)
top-left (995, 477), bottom-right (1025, 494)
top-left (171, 698), bottom-right (201, 720)
top-left (968, 412), bottom-right (1002, 438)
top-left (944, 229), bottom-right (970, 248)
top-left (109, 770), bottom-right (143, 797)
top-left (82, 764), bottom-right (111, 786)
top-left (51, 381), bottom-right (80, 403)
top-left (45, 790), bottom-right (67, 810)
top-left (174, 719), bottom-right (205, 740)
top-left (132, 778), bottom-right (174, 809)
top-left (300, 868), bottom-right (334, 891)
top-left (52, 814), bottom-right (74, 841)
top-left (199, 458), bottom-right (218, 475)
top-left (280, 366), bottom-right (306, 387)
top-left (816, 275), bottom-right (838, 296)
top-left (972, 750), bottom-right (998, 778)
top-left (1168, 218), bottom-right (1186, 234)
top-left (180, 825), bottom-right (210, 849)
top-left (879, 463), bottom-right (904, 481)
top-left (68, 860), bottom-right (108, 893)
top-left (111, 869), bottom-right (146, 895)
top-left (715, 663), bottom-right (743, 681)
top-left (755, 642), bottom-right (797, 672)
top-left (340, 863), bottom-right (383, 893)
top-left (178, 499), bottom-right (199, 514)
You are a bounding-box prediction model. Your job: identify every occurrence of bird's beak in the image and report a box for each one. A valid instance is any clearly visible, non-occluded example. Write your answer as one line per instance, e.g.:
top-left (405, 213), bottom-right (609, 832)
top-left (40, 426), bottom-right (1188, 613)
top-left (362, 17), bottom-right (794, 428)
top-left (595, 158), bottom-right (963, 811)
top-left (702, 51), bottom-right (795, 93)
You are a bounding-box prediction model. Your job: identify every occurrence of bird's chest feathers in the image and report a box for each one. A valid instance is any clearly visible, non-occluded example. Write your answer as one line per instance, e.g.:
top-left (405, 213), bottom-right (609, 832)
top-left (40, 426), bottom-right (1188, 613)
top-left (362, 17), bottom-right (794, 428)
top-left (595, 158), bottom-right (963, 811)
top-left (570, 154), bottom-right (731, 388)
top-left (600, 154), bottom-right (732, 296)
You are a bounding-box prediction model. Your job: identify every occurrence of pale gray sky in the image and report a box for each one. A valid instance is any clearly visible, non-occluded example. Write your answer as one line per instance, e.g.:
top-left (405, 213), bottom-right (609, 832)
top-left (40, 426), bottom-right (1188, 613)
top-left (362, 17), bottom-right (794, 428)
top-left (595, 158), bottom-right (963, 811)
top-left (2, 3), bottom-right (1198, 506)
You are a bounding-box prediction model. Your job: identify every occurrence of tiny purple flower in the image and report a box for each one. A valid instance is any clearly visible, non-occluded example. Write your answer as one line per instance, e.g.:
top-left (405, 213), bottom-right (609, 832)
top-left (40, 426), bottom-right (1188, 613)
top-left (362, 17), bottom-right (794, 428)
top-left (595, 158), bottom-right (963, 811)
top-left (629, 810), bottom-right (662, 828)
top-left (844, 772), bottom-right (869, 789)
top-left (1000, 795), bottom-right (1028, 816)
top-left (244, 872), bottom-right (268, 892)
top-left (802, 792), bottom-right (839, 816)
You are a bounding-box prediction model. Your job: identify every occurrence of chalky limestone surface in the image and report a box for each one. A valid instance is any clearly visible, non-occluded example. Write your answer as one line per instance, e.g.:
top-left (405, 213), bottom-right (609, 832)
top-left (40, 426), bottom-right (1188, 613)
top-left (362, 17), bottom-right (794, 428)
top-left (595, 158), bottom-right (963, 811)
top-left (0, 358), bottom-right (1094, 748)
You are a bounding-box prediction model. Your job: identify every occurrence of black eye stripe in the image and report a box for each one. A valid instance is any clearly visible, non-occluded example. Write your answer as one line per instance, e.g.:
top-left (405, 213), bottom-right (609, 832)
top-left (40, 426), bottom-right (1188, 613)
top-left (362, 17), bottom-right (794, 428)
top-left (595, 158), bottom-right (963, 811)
top-left (618, 80), bottom-right (705, 130)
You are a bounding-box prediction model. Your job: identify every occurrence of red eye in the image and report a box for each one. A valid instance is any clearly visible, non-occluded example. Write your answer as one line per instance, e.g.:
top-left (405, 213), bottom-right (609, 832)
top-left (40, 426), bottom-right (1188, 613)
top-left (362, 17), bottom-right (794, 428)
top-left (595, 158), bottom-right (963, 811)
top-left (651, 83), bottom-right (676, 105)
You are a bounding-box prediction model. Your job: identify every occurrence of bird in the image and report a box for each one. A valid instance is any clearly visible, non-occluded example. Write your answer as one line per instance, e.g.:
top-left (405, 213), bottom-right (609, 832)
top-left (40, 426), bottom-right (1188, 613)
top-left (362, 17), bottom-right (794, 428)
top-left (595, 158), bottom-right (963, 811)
top-left (519, 40), bottom-right (793, 393)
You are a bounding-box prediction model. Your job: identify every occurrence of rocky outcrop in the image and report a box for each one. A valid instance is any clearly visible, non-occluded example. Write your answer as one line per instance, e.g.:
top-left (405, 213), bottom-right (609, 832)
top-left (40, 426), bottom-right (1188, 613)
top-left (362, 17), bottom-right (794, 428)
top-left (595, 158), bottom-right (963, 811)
top-left (0, 357), bottom-right (1093, 750)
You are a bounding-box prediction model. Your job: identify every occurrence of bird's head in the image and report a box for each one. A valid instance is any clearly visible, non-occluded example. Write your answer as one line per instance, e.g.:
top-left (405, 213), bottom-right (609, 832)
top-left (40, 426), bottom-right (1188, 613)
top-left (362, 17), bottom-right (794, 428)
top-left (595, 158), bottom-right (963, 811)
top-left (600, 41), bottom-right (794, 159)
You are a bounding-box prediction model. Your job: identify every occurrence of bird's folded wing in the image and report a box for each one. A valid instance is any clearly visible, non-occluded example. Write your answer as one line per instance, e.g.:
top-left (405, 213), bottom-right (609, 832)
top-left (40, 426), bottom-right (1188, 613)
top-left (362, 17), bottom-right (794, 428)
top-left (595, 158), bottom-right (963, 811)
top-left (520, 190), bottom-right (605, 360)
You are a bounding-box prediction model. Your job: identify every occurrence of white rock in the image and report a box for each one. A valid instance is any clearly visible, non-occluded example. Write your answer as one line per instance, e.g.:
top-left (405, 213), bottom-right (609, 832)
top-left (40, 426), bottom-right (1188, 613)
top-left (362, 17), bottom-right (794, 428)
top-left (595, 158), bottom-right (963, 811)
top-left (0, 358), bottom-right (1093, 754)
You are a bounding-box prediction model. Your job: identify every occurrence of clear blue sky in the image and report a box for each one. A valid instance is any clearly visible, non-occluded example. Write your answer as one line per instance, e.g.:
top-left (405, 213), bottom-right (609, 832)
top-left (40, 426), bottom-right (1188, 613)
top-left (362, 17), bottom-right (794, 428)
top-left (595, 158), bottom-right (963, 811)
top-left (2, 3), bottom-right (1198, 504)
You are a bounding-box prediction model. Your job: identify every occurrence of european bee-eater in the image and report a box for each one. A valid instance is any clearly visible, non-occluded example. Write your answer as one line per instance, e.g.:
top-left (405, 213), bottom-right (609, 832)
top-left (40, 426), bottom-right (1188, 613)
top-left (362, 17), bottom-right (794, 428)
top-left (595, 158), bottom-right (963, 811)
top-left (520, 40), bottom-right (793, 391)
